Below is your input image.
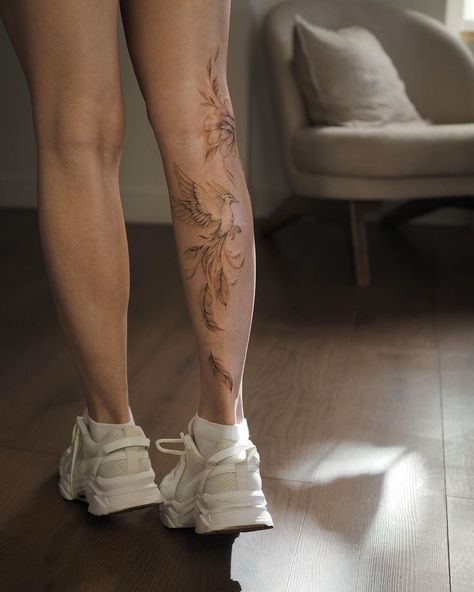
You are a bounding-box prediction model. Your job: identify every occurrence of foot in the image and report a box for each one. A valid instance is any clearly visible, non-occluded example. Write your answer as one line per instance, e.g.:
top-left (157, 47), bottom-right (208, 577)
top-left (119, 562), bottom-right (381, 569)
top-left (58, 416), bottom-right (163, 515)
top-left (156, 416), bottom-right (274, 534)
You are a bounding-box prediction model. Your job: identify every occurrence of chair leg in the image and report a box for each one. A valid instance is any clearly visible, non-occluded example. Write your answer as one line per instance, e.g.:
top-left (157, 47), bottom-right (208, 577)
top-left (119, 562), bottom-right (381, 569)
top-left (349, 201), bottom-right (370, 287)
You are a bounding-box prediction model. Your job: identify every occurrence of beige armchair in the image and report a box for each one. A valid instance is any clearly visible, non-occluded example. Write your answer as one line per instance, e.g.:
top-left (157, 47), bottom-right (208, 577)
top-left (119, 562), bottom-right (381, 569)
top-left (262, 0), bottom-right (474, 286)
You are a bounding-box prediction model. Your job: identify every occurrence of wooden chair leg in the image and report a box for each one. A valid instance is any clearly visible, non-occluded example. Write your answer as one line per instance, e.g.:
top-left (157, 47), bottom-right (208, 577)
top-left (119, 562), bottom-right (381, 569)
top-left (349, 201), bottom-right (370, 287)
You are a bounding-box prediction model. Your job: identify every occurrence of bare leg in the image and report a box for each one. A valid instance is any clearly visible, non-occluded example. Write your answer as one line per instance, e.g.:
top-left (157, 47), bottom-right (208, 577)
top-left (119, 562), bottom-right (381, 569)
top-left (0, 0), bottom-right (130, 423)
top-left (120, 0), bottom-right (254, 424)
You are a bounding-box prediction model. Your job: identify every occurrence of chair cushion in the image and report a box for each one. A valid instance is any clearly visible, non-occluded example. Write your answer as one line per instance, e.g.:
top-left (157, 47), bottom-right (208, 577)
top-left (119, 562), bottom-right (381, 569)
top-left (292, 123), bottom-right (474, 178)
top-left (293, 14), bottom-right (426, 127)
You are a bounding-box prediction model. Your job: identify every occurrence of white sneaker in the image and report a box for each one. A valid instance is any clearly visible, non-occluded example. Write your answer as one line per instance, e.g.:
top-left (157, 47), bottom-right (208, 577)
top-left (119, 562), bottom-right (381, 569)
top-left (58, 416), bottom-right (163, 516)
top-left (156, 417), bottom-right (274, 534)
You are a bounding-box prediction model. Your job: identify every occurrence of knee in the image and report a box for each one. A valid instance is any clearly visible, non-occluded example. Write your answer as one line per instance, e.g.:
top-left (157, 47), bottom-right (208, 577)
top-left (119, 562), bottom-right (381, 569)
top-left (146, 101), bottom-right (202, 152)
top-left (35, 95), bottom-right (125, 168)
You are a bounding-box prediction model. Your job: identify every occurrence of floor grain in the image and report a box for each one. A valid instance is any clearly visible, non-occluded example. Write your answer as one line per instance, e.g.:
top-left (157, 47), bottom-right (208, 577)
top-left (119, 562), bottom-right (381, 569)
top-left (1, 210), bottom-right (473, 591)
top-left (447, 496), bottom-right (474, 592)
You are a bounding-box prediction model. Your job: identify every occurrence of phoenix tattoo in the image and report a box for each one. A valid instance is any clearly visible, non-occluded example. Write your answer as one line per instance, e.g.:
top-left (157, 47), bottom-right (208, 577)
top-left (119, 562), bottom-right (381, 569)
top-left (171, 163), bottom-right (245, 335)
top-left (199, 47), bottom-right (237, 183)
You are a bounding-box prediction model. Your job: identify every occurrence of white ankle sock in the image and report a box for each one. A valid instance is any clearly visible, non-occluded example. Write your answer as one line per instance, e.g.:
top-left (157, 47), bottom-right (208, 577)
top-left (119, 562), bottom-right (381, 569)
top-left (192, 413), bottom-right (249, 456)
top-left (84, 407), bottom-right (135, 442)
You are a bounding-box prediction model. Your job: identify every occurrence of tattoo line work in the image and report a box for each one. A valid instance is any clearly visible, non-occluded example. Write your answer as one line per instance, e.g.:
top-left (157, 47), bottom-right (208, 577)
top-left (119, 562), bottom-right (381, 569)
top-left (199, 47), bottom-right (237, 183)
top-left (209, 352), bottom-right (233, 393)
top-left (170, 163), bottom-right (244, 335)
top-left (172, 51), bottom-right (244, 393)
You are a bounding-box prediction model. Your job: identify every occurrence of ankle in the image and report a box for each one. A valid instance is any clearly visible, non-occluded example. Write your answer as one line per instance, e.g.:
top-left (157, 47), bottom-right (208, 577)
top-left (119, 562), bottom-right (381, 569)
top-left (197, 406), bottom-right (238, 426)
top-left (193, 413), bottom-right (249, 456)
top-left (85, 404), bottom-right (133, 425)
top-left (84, 406), bottom-right (135, 442)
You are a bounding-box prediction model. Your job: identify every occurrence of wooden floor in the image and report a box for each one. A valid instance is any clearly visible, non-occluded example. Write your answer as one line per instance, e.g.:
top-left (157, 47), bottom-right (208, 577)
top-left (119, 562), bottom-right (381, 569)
top-left (1, 208), bottom-right (473, 592)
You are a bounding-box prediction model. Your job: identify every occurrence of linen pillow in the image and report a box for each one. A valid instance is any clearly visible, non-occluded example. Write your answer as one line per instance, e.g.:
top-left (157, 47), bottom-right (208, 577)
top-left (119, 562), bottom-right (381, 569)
top-left (293, 14), bottom-right (426, 127)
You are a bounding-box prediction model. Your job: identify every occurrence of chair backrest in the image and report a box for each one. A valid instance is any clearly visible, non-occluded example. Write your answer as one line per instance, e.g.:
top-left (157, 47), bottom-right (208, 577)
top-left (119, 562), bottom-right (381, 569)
top-left (264, 0), bottom-right (474, 177)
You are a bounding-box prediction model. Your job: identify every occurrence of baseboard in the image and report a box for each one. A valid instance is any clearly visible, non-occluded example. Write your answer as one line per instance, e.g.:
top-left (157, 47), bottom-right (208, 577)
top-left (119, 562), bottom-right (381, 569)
top-left (1, 174), bottom-right (472, 227)
top-left (0, 173), bottom-right (37, 208)
top-left (0, 174), bottom-right (173, 224)
top-left (0, 175), bottom-right (283, 224)
top-left (119, 188), bottom-right (171, 224)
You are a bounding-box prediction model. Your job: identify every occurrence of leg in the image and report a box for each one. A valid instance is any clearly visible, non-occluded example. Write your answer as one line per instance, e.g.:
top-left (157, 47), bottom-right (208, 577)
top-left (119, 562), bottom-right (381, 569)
top-left (119, 0), bottom-right (273, 533)
top-left (121, 0), bottom-right (253, 425)
top-left (1, 0), bottom-right (162, 515)
top-left (0, 0), bottom-right (130, 422)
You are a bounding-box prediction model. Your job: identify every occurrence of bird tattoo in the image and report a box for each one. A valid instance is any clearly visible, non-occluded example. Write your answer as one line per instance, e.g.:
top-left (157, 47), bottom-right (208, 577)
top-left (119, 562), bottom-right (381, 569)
top-left (171, 162), bottom-right (245, 333)
top-left (171, 162), bottom-right (244, 394)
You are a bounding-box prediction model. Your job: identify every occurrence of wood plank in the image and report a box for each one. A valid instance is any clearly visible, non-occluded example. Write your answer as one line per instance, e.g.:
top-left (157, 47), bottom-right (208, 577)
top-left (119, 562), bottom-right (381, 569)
top-left (0, 447), bottom-right (309, 592)
top-left (351, 226), bottom-right (438, 354)
top-left (352, 277), bottom-right (437, 353)
top-left (244, 320), bottom-right (351, 482)
top-left (436, 274), bottom-right (474, 354)
top-left (441, 352), bottom-right (474, 499)
top-left (3, 210), bottom-right (473, 591)
top-left (241, 219), bottom-right (359, 482)
top-left (447, 496), bottom-right (474, 592)
top-left (231, 477), bottom-right (311, 592)
top-left (433, 225), bottom-right (474, 355)
top-left (286, 347), bottom-right (450, 592)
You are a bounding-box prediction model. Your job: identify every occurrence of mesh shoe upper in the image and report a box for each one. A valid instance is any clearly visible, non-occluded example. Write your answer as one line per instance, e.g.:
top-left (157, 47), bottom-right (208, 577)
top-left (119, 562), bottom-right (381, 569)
top-left (156, 417), bottom-right (264, 503)
top-left (60, 417), bottom-right (153, 496)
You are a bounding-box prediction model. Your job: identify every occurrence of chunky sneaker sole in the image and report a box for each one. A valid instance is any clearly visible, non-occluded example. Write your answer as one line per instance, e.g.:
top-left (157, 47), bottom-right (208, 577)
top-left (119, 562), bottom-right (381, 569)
top-left (159, 490), bottom-right (274, 534)
top-left (58, 417), bottom-right (163, 516)
top-left (156, 417), bottom-right (274, 535)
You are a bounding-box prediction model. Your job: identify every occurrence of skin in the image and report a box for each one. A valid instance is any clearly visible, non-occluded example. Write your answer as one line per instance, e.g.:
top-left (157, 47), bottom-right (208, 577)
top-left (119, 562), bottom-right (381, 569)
top-left (0, 0), bottom-right (254, 425)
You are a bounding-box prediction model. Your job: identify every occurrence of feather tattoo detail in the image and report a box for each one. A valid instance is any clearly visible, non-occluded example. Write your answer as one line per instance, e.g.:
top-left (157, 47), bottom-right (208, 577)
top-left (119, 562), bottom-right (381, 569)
top-left (171, 163), bottom-right (244, 333)
top-left (209, 352), bottom-right (233, 393)
top-left (199, 47), bottom-right (237, 183)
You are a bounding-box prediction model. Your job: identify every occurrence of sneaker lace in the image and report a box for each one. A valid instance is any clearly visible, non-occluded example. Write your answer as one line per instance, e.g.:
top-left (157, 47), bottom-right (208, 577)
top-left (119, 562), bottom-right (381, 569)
top-left (156, 434), bottom-right (258, 465)
top-left (156, 435), bottom-right (186, 456)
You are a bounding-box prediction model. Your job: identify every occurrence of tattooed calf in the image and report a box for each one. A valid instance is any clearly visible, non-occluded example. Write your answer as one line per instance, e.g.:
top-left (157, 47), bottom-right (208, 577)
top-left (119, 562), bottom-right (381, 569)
top-left (199, 47), bottom-right (237, 183)
top-left (170, 163), bottom-right (244, 333)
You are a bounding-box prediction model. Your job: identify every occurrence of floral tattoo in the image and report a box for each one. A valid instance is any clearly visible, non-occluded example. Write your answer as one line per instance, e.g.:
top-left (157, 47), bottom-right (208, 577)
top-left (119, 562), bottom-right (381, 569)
top-left (199, 47), bottom-right (237, 183)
